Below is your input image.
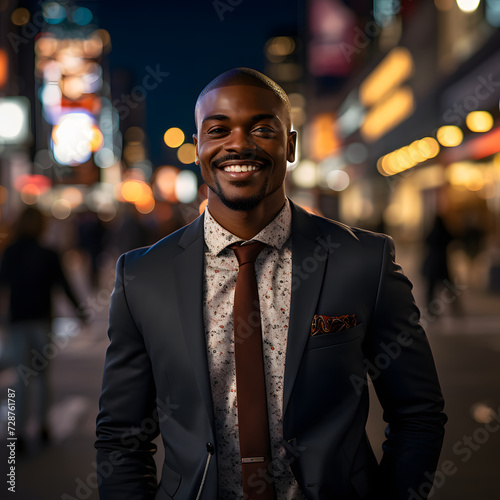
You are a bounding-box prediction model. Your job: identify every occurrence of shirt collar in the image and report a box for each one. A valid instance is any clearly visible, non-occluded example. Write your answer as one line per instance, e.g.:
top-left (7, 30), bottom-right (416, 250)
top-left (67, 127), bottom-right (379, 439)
top-left (204, 198), bottom-right (292, 256)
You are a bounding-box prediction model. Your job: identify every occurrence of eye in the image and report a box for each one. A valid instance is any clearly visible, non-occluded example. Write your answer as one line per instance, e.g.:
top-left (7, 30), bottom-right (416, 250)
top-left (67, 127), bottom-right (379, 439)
top-left (207, 127), bottom-right (228, 135)
top-left (253, 126), bottom-right (275, 135)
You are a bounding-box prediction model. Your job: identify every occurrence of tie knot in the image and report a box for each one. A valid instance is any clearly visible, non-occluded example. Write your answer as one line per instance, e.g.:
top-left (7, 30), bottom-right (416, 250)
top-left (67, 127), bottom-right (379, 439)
top-left (231, 241), bottom-right (267, 267)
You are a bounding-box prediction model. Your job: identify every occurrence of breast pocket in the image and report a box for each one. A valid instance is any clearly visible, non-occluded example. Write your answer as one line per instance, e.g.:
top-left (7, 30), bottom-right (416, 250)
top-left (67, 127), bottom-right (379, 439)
top-left (305, 323), bottom-right (364, 350)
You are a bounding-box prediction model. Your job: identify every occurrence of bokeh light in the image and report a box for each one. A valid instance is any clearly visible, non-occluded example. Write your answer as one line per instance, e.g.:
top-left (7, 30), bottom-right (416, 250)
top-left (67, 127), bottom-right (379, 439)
top-left (377, 137), bottom-right (440, 176)
top-left (447, 162), bottom-right (485, 191)
top-left (0, 102), bottom-right (25, 142)
top-left (265, 36), bottom-right (296, 62)
top-left (95, 148), bottom-right (116, 168)
top-left (154, 165), bottom-right (180, 202)
top-left (291, 160), bottom-right (317, 188)
top-left (466, 111), bottom-right (494, 132)
top-left (361, 86), bottom-right (415, 142)
top-left (83, 32), bottom-right (104, 58)
top-left (121, 180), bottom-right (149, 203)
top-left (95, 29), bottom-right (111, 53)
top-left (164, 127), bottom-right (185, 148)
top-left (21, 184), bottom-right (40, 205)
top-left (52, 112), bottom-right (95, 165)
top-left (11, 7), bottom-right (30, 26)
top-left (418, 137), bottom-right (440, 159)
top-left (177, 143), bottom-right (196, 164)
top-left (41, 83), bottom-right (62, 108)
top-left (36, 36), bottom-right (59, 58)
top-left (90, 126), bottom-right (104, 152)
top-left (326, 170), bottom-right (350, 191)
top-left (61, 187), bottom-right (84, 208)
top-left (52, 199), bottom-right (72, 219)
top-left (43, 2), bottom-right (66, 24)
top-left (61, 75), bottom-right (85, 99)
top-left (72, 6), bottom-right (93, 26)
top-left (436, 125), bottom-right (464, 147)
top-left (14, 174), bottom-right (51, 194)
top-left (360, 47), bottom-right (414, 107)
top-left (456, 0), bottom-right (481, 13)
top-left (135, 197), bottom-right (155, 214)
top-left (175, 170), bottom-right (198, 203)
top-left (471, 403), bottom-right (496, 424)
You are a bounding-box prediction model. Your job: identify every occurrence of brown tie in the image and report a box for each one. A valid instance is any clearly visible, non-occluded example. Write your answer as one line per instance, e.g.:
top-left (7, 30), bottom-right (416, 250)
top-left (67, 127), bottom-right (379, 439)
top-left (231, 242), bottom-right (277, 500)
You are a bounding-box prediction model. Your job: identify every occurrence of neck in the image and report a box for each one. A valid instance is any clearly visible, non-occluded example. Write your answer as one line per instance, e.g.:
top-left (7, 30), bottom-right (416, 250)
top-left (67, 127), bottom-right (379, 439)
top-left (207, 189), bottom-right (286, 240)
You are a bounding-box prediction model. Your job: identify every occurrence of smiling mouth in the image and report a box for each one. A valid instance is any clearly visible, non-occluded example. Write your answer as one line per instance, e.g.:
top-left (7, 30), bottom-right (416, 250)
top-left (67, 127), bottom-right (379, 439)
top-left (221, 164), bottom-right (260, 173)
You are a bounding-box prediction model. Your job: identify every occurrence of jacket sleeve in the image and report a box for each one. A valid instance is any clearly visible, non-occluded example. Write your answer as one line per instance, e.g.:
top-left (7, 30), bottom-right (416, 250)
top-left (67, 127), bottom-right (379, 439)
top-left (95, 253), bottom-right (159, 499)
top-left (365, 236), bottom-right (447, 499)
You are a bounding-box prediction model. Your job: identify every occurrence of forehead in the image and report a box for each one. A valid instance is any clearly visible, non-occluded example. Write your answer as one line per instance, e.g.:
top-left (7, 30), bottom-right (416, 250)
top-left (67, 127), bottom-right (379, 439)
top-left (196, 84), bottom-right (286, 124)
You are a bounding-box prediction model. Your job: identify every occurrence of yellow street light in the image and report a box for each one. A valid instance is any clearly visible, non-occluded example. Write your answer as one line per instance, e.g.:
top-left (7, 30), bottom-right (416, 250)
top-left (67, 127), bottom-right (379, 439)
top-left (466, 111), bottom-right (494, 132)
top-left (436, 125), bottom-right (463, 147)
top-left (164, 127), bottom-right (185, 148)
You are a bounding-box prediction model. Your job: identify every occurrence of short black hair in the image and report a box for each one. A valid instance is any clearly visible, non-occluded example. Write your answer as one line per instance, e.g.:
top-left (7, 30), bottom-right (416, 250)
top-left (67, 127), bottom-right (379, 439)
top-left (195, 67), bottom-right (291, 130)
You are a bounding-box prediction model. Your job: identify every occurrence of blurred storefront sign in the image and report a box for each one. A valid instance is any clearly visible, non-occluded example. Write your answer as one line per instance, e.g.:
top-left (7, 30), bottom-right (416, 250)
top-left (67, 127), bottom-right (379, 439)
top-left (307, 0), bottom-right (357, 78)
top-left (34, 10), bottom-right (118, 185)
top-left (308, 112), bottom-right (341, 161)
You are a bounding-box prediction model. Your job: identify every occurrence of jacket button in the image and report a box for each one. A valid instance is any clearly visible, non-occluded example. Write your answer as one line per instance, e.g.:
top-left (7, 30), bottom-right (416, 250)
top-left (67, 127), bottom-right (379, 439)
top-left (206, 442), bottom-right (215, 454)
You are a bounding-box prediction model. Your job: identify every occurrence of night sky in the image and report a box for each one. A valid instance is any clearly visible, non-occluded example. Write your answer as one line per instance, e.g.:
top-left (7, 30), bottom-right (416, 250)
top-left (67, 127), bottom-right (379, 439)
top-left (96, 0), bottom-right (300, 166)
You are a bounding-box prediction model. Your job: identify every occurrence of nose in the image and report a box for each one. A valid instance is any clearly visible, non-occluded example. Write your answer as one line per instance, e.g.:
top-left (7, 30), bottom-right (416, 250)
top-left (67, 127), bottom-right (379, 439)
top-left (223, 127), bottom-right (256, 155)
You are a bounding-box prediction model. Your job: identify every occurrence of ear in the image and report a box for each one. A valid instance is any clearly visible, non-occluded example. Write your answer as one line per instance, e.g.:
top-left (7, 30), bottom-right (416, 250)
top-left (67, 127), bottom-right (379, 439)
top-left (287, 131), bottom-right (297, 163)
top-left (193, 134), bottom-right (199, 165)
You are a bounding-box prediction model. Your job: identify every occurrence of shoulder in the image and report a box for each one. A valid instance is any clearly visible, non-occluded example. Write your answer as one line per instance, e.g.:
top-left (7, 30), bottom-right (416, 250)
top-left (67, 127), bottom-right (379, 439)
top-left (291, 201), bottom-right (390, 250)
top-left (118, 214), bottom-right (204, 270)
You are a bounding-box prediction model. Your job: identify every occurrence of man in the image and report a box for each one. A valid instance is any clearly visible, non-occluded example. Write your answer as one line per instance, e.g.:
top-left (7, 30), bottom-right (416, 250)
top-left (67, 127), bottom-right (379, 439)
top-left (95, 68), bottom-right (446, 499)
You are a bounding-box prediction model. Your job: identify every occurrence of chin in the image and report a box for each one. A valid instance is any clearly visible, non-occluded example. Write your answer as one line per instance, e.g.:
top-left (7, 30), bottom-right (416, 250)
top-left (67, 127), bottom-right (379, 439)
top-left (219, 193), bottom-right (264, 211)
top-left (214, 178), bottom-right (269, 211)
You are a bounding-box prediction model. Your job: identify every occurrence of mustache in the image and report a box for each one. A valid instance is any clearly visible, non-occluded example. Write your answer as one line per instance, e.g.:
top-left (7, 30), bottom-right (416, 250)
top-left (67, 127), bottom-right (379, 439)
top-left (212, 153), bottom-right (268, 168)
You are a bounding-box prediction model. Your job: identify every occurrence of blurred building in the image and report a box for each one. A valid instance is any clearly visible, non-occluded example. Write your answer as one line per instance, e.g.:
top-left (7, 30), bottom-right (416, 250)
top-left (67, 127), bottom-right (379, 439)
top-left (287, 0), bottom-right (500, 291)
top-left (0, 0), bottom-right (201, 257)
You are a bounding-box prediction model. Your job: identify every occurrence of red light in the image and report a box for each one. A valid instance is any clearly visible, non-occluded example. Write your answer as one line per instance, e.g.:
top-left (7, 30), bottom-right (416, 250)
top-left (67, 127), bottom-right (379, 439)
top-left (13, 174), bottom-right (51, 194)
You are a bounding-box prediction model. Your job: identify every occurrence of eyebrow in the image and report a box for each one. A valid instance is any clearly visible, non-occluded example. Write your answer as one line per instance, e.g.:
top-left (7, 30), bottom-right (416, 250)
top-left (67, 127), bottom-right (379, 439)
top-left (201, 113), bottom-right (280, 126)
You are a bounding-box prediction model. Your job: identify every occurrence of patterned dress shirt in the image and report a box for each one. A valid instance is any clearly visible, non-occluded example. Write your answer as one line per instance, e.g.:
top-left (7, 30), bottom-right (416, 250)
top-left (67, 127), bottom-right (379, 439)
top-left (203, 199), bottom-right (305, 499)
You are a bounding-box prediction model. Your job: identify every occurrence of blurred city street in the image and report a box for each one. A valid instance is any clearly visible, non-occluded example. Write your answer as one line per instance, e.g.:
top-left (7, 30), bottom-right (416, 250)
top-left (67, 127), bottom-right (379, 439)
top-left (0, 247), bottom-right (498, 500)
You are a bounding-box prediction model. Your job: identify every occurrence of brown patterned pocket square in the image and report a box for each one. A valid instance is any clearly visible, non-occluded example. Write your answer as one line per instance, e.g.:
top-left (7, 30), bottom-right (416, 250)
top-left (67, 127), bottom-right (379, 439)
top-left (310, 314), bottom-right (358, 336)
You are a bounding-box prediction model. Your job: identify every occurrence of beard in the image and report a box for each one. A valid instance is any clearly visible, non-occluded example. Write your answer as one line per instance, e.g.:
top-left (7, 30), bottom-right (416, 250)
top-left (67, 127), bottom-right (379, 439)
top-left (212, 176), bottom-right (269, 211)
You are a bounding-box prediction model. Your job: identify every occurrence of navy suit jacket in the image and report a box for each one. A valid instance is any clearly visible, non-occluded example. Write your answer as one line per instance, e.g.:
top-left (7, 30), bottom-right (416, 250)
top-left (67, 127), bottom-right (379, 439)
top-left (95, 201), bottom-right (446, 500)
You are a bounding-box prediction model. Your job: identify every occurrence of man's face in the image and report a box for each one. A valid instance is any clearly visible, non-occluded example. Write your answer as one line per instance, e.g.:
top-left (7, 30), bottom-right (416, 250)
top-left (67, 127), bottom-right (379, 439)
top-left (193, 85), bottom-right (296, 211)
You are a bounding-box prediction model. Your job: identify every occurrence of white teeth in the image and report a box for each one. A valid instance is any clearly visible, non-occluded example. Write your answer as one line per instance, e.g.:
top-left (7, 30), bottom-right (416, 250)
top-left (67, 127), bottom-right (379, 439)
top-left (223, 164), bottom-right (258, 172)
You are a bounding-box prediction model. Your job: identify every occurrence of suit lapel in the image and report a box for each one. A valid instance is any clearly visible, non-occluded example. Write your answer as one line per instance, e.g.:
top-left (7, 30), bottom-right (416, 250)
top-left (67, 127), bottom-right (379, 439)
top-left (173, 214), bottom-right (215, 427)
top-left (283, 202), bottom-right (329, 415)
top-left (171, 204), bottom-right (330, 427)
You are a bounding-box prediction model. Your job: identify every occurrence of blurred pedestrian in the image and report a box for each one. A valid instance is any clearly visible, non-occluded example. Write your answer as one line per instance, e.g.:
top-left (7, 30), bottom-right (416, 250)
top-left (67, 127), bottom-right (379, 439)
top-left (422, 214), bottom-right (461, 317)
top-left (461, 211), bottom-right (487, 288)
top-left (0, 207), bottom-right (84, 451)
top-left (76, 211), bottom-right (105, 290)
